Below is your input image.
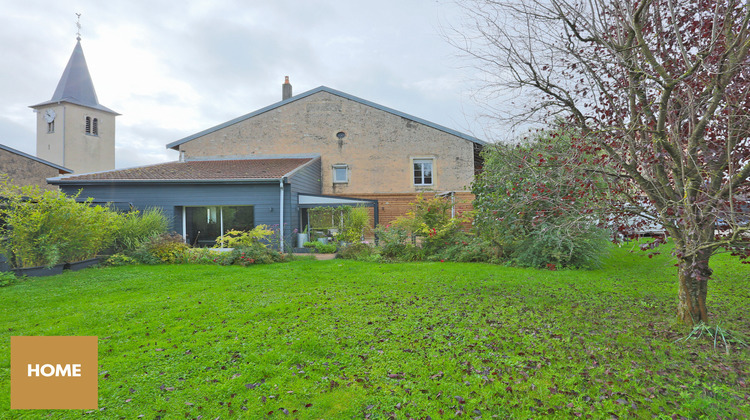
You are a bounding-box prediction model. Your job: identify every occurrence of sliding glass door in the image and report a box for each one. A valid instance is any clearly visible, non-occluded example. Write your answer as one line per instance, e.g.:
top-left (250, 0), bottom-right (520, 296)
top-left (184, 206), bottom-right (254, 247)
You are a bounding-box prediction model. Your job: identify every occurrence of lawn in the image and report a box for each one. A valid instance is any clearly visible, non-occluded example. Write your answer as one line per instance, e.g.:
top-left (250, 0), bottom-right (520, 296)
top-left (1, 243), bottom-right (748, 419)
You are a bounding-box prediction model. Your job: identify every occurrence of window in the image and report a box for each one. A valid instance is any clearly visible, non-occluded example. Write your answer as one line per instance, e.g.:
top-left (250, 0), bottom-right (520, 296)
top-left (85, 117), bottom-right (99, 136)
top-left (47, 121), bottom-right (55, 133)
top-left (332, 164), bottom-right (349, 183)
top-left (413, 159), bottom-right (433, 186)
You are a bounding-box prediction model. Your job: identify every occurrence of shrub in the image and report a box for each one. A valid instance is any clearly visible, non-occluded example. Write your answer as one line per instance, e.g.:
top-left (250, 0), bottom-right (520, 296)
top-left (104, 253), bottom-right (138, 267)
top-left (232, 245), bottom-right (285, 265)
top-left (0, 271), bottom-right (16, 287)
top-left (0, 180), bottom-right (118, 268)
top-left (111, 208), bottom-right (169, 253)
top-left (512, 222), bottom-right (611, 269)
top-left (134, 232), bottom-right (189, 264)
top-left (313, 242), bottom-right (337, 254)
top-left (339, 206), bottom-right (371, 243)
top-left (429, 233), bottom-right (502, 263)
top-left (303, 241), bottom-right (318, 248)
top-left (337, 242), bottom-right (377, 260)
top-left (216, 225), bottom-right (274, 248)
top-left (374, 224), bottom-right (423, 261)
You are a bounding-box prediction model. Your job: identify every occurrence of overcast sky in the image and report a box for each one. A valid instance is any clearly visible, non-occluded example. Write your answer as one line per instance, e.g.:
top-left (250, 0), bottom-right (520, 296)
top-left (0, 0), bottom-right (508, 169)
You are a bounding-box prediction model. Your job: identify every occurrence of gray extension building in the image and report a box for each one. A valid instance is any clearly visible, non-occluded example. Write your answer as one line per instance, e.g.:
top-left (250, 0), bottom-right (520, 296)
top-left (48, 155), bottom-right (374, 247)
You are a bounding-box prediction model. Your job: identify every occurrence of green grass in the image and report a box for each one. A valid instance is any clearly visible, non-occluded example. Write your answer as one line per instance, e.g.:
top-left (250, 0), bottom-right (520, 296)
top-left (1, 243), bottom-right (748, 418)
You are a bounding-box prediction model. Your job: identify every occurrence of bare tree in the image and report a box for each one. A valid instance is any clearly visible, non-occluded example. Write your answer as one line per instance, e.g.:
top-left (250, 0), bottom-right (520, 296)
top-left (453, 0), bottom-right (750, 325)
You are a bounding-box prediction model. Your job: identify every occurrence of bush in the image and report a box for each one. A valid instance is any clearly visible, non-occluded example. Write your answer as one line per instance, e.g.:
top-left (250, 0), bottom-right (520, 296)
top-left (133, 232), bottom-right (189, 264)
top-left (429, 233), bottom-right (502, 263)
top-left (339, 206), bottom-right (371, 243)
top-left (472, 128), bottom-right (613, 269)
top-left (104, 253), bottom-right (138, 267)
top-left (0, 179), bottom-right (119, 268)
top-left (313, 242), bottom-right (337, 254)
top-left (513, 222), bottom-right (611, 269)
top-left (337, 242), bottom-right (377, 260)
top-left (374, 224), bottom-right (423, 261)
top-left (215, 225), bottom-right (273, 248)
top-left (111, 208), bottom-right (169, 253)
top-left (232, 245), bottom-right (285, 265)
top-left (0, 271), bottom-right (16, 287)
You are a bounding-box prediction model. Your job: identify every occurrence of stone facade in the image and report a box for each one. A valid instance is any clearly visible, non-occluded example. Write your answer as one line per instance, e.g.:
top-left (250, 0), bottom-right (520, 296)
top-left (0, 147), bottom-right (68, 191)
top-left (176, 90), bottom-right (479, 196)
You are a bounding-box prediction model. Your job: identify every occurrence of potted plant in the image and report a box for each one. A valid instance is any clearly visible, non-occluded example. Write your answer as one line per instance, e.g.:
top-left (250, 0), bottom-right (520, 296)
top-left (297, 225), bottom-right (309, 248)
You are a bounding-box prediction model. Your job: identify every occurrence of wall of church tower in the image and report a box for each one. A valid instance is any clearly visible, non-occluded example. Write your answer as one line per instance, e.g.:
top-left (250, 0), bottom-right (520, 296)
top-left (36, 103), bottom-right (115, 174)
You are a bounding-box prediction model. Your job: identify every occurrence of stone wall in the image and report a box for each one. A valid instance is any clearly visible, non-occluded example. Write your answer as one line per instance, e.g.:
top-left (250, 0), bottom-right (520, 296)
top-left (178, 91), bottom-right (476, 195)
top-left (0, 150), bottom-right (61, 191)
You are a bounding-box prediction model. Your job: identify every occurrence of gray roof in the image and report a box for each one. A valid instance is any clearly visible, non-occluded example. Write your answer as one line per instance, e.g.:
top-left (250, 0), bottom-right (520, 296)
top-left (30, 39), bottom-right (118, 115)
top-left (167, 86), bottom-right (486, 150)
top-left (0, 144), bottom-right (72, 173)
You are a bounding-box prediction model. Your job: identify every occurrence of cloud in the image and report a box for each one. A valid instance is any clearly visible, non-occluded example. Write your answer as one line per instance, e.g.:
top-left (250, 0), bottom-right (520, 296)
top-left (0, 0), bottom-right (501, 170)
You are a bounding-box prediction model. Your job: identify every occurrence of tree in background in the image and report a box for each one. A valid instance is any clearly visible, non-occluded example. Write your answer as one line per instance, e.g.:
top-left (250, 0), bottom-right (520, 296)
top-left (473, 127), bottom-right (613, 269)
top-left (453, 0), bottom-right (750, 324)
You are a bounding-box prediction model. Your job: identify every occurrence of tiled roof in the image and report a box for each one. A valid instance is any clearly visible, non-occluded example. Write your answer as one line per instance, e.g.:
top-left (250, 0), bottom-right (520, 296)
top-left (49, 158), bottom-right (315, 183)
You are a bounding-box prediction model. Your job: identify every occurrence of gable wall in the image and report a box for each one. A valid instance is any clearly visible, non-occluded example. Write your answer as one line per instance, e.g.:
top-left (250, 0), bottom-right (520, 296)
top-left (0, 150), bottom-right (61, 191)
top-left (178, 91), bottom-right (475, 195)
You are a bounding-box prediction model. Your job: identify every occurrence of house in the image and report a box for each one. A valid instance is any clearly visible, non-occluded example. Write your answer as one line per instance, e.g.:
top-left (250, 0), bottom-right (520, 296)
top-left (0, 143), bottom-right (71, 191)
top-left (49, 79), bottom-right (485, 247)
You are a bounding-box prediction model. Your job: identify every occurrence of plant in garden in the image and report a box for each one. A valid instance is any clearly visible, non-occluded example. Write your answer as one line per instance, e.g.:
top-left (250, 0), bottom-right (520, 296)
top-left (453, 0), bottom-right (750, 324)
top-left (373, 224), bottom-right (424, 261)
top-left (136, 232), bottom-right (189, 264)
top-left (215, 225), bottom-right (273, 248)
top-left (392, 194), bottom-right (467, 249)
top-left (472, 129), bottom-right (613, 268)
top-left (232, 245), bottom-right (285, 265)
top-left (339, 206), bottom-right (372, 243)
top-left (111, 207), bottom-right (169, 253)
top-left (0, 178), bottom-right (119, 268)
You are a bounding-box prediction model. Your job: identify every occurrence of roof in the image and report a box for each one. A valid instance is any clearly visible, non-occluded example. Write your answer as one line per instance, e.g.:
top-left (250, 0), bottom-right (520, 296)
top-left (0, 144), bottom-right (72, 173)
top-left (30, 39), bottom-right (118, 115)
top-left (47, 157), bottom-right (318, 185)
top-left (167, 86), bottom-right (486, 150)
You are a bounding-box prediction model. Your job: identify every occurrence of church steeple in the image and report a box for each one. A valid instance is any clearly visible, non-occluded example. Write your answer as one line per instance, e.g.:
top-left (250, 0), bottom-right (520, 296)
top-left (30, 15), bottom-right (118, 174)
top-left (32, 22), bottom-right (117, 115)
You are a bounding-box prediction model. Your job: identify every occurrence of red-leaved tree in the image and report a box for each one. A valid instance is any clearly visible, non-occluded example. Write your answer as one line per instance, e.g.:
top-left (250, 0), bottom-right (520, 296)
top-left (454, 0), bottom-right (750, 325)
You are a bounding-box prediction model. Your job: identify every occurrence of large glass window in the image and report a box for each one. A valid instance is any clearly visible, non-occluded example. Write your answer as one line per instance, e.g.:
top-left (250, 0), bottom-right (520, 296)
top-left (184, 205), bottom-right (254, 247)
top-left (413, 159), bottom-right (433, 186)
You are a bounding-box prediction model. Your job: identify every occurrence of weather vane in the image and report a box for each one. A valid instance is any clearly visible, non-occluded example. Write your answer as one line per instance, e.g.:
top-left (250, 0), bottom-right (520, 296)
top-left (76, 13), bottom-right (82, 41)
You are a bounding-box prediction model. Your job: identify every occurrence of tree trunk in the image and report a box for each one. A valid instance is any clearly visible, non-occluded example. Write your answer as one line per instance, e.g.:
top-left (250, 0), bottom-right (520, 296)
top-left (676, 250), bottom-right (712, 326)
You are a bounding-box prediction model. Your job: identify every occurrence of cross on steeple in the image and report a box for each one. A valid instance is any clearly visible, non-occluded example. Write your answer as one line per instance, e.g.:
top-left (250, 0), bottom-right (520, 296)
top-left (76, 13), bottom-right (82, 41)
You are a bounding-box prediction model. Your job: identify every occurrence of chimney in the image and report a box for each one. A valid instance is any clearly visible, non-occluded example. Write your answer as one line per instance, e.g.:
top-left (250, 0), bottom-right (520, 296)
top-left (282, 76), bottom-right (292, 100)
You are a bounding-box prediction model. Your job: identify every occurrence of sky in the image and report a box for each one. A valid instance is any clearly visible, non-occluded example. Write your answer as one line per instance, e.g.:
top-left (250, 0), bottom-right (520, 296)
top-left (0, 0), bottom-right (508, 169)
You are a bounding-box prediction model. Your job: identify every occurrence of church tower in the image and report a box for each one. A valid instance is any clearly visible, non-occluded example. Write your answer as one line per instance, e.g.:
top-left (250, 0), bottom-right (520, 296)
top-left (30, 26), bottom-right (118, 174)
